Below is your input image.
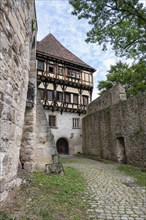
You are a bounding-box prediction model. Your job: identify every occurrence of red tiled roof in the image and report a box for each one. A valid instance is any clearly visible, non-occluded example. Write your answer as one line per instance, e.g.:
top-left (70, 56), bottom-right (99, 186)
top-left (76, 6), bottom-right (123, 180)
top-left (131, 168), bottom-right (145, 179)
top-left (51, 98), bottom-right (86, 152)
top-left (37, 33), bottom-right (95, 71)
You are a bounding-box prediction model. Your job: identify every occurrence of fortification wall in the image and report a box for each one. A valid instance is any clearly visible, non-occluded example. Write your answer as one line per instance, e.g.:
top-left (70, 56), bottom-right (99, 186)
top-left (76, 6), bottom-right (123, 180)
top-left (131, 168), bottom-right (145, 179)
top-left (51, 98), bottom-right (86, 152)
top-left (0, 1), bottom-right (56, 202)
top-left (0, 0), bottom-right (36, 202)
top-left (82, 86), bottom-right (146, 167)
top-left (87, 84), bottom-right (127, 114)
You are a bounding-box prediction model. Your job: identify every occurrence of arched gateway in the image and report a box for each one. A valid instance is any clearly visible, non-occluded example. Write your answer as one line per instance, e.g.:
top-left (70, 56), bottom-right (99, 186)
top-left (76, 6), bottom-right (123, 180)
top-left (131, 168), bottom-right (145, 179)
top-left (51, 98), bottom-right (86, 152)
top-left (56, 138), bottom-right (69, 155)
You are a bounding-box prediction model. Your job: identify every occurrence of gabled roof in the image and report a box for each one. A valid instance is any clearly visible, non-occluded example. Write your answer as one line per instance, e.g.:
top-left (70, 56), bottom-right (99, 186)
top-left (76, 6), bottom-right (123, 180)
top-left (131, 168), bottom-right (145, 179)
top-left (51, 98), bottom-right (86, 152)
top-left (37, 33), bottom-right (95, 71)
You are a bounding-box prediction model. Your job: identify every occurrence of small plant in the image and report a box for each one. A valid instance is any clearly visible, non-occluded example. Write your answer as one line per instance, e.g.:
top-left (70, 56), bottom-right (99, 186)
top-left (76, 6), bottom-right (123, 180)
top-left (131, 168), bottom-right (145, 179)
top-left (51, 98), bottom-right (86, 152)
top-left (32, 19), bottom-right (37, 32)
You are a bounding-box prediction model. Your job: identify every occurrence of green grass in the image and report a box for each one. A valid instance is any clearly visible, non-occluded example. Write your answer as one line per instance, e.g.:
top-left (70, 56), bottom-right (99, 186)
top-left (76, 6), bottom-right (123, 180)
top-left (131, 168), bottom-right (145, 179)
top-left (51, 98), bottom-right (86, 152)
top-left (0, 167), bottom-right (88, 220)
top-left (0, 212), bottom-right (14, 220)
top-left (118, 164), bottom-right (146, 187)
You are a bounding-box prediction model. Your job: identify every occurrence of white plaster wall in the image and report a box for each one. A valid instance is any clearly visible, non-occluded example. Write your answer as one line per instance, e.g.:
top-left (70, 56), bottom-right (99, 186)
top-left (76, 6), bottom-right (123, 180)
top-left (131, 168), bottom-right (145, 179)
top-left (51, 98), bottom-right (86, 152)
top-left (45, 111), bottom-right (84, 154)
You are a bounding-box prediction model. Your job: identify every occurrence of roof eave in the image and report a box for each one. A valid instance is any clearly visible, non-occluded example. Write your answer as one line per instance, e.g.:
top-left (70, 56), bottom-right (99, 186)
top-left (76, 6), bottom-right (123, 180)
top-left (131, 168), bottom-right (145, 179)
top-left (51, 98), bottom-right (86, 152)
top-left (36, 50), bottom-right (96, 73)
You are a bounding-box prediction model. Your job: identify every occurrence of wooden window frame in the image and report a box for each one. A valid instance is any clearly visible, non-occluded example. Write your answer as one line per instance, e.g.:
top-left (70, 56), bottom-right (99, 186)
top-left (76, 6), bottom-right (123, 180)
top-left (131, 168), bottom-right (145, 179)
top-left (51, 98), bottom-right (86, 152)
top-left (65, 92), bottom-right (71, 103)
top-left (83, 95), bottom-right (88, 106)
top-left (72, 118), bottom-right (80, 129)
top-left (47, 90), bottom-right (53, 101)
top-left (47, 63), bottom-right (54, 73)
top-left (49, 115), bottom-right (56, 128)
top-left (37, 60), bottom-right (44, 71)
top-left (57, 91), bottom-right (63, 101)
top-left (38, 89), bottom-right (45, 100)
top-left (67, 67), bottom-right (80, 79)
top-left (58, 66), bottom-right (64, 75)
top-left (73, 94), bottom-right (78, 104)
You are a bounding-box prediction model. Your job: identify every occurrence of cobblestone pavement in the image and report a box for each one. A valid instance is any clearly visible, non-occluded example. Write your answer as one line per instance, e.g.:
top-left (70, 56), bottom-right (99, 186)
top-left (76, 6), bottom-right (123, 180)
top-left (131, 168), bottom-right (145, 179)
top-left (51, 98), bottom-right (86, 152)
top-left (63, 156), bottom-right (146, 220)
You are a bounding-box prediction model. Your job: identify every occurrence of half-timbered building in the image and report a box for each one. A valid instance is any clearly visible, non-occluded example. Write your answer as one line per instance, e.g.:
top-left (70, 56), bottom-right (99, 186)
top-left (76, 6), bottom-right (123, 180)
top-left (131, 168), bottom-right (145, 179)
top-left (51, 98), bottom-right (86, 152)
top-left (36, 34), bottom-right (95, 154)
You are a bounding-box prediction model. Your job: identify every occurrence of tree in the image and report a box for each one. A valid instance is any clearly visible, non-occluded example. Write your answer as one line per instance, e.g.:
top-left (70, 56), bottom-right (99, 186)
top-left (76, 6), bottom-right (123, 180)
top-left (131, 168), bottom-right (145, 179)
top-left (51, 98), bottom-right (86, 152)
top-left (98, 60), bottom-right (146, 97)
top-left (69, 0), bottom-right (146, 60)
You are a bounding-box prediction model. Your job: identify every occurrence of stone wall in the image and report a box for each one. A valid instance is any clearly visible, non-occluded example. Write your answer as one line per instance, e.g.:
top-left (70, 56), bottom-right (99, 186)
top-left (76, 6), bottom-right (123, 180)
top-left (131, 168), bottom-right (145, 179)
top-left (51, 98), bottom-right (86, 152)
top-left (82, 85), bottom-right (146, 167)
top-left (0, 0), bottom-right (57, 203)
top-left (34, 95), bottom-right (56, 170)
top-left (87, 84), bottom-right (127, 114)
top-left (0, 0), bottom-right (37, 201)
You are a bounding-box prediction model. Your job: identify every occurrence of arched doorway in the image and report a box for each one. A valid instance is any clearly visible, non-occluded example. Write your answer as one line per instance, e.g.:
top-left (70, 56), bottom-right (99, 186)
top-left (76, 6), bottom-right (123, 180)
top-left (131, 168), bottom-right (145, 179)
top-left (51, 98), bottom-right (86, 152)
top-left (56, 138), bottom-right (69, 155)
top-left (116, 137), bottom-right (127, 163)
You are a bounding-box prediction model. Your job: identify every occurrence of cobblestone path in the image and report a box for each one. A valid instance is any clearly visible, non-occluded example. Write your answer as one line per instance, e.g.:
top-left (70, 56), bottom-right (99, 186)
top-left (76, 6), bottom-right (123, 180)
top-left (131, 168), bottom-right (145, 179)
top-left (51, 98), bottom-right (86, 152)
top-left (63, 156), bottom-right (146, 220)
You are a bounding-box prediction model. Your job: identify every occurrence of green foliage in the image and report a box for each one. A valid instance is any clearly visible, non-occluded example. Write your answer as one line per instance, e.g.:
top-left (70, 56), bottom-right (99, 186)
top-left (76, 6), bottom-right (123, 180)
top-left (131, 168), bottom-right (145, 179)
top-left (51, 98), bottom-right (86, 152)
top-left (69, 0), bottom-right (146, 59)
top-left (97, 60), bottom-right (146, 97)
top-left (118, 164), bottom-right (146, 186)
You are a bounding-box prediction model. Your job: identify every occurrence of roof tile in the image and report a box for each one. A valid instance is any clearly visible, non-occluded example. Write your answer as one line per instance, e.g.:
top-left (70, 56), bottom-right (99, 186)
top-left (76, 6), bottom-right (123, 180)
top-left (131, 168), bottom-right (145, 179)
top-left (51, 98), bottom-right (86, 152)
top-left (37, 33), bottom-right (95, 71)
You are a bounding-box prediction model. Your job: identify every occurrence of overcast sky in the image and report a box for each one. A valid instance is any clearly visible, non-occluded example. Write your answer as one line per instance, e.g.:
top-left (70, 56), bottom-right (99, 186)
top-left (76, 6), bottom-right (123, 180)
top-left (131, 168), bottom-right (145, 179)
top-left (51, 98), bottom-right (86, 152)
top-left (35, 0), bottom-right (144, 100)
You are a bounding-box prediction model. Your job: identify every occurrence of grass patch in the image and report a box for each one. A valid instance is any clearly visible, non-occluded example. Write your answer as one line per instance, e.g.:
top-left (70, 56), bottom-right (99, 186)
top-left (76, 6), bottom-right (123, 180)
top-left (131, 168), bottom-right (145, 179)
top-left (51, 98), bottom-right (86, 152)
top-left (1, 167), bottom-right (88, 220)
top-left (118, 164), bottom-right (146, 187)
top-left (0, 212), bottom-right (14, 220)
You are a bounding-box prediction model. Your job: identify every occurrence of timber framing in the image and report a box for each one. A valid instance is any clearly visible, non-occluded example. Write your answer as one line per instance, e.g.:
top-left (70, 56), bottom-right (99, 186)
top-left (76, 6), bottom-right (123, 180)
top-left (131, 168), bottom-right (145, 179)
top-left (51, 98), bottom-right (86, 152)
top-left (36, 34), bottom-right (95, 115)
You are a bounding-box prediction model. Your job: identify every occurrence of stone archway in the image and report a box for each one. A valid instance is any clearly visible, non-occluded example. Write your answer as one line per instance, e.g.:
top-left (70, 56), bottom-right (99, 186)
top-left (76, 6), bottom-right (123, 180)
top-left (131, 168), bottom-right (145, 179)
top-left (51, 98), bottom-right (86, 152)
top-left (56, 138), bottom-right (69, 155)
top-left (116, 137), bottom-right (127, 163)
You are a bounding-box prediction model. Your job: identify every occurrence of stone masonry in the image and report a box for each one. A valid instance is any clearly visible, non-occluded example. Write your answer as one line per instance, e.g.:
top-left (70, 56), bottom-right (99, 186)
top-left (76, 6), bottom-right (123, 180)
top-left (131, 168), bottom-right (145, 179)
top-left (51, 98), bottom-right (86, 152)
top-left (0, 0), bottom-right (56, 202)
top-left (64, 156), bottom-right (146, 220)
top-left (82, 84), bottom-right (146, 167)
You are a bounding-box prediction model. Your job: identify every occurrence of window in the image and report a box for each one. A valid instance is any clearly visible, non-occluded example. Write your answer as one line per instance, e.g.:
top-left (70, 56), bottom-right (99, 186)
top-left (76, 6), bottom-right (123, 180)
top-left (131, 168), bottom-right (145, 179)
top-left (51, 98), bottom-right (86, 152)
top-left (73, 118), bottom-right (80, 128)
top-left (49, 65), bottom-right (54, 73)
top-left (67, 68), bottom-right (80, 79)
top-left (47, 90), bottom-right (53, 100)
top-left (71, 71), bottom-right (76, 77)
top-left (58, 66), bottom-right (63, 75)
top-left (73, 94), bottom-right (78, 104)
top-left (76, 72), bottom-right (80, 78)
top-left (39, 89), bottom-right (45, 100)
top-left (57, 92), bottom-right (63, 101)
top-left (65, 93), bottom-right (71, 103)
top-left (83, 96), bottom-right (88, 105)
top-left (47, 63), bottom-right (54, 73)
top-left (67, 68), bottom-right (72, 77)
top-left (37, 60), bottom-right (44, 70)
top-left (49, 115), bottom-right (56, 127)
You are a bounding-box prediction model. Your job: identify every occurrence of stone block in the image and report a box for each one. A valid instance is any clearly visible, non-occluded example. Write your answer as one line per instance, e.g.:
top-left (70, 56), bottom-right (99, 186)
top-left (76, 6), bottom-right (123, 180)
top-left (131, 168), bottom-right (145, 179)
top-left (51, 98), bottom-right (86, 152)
top-left (0, 191), bottom-right (8, 202)
top-left (9, 178), bottom-right (22, 188)
top-left (0, 178), bottom-right (6, 193)
top-left (0, 102), bottom-right (3, 118)
top-left (45, 163), bottom-right (64, 175)
top-left (23, 162), bottom-right (34, 172)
